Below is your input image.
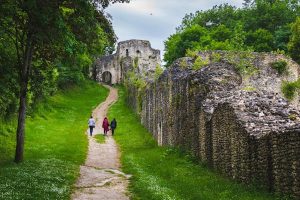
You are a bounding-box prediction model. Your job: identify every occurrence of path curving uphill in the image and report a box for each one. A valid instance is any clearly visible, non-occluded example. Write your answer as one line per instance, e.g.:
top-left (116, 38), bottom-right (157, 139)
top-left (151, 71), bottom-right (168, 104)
top-left (72, 85), bottom-right (130, 200)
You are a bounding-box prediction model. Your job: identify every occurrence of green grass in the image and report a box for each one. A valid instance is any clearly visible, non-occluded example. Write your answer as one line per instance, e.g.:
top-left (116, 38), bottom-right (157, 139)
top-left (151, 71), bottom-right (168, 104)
top-left (94, 134), bottom-right (106, 144)
top-left (0, 80), bottom-right (108, 199)
top-left (109, 86), bottom-right (288, 200)
top-left (0, 119), bottom-right (16, 165)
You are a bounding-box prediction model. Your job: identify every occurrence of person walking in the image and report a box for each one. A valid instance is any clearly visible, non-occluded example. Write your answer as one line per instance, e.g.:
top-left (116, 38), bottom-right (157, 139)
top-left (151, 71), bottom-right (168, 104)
top-left (110, 118), bottom-right (117, 136)
top-left (102, 117), bottom-right (109, 136)
top-left (88, 116), bottom-right (96, 136)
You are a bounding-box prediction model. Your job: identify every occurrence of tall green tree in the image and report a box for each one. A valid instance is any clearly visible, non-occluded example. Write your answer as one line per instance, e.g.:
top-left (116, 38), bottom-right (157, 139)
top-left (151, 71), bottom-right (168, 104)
top-left (0, 0), bottom-right (129, 163)
top-left (164, 0), bottom-right (300, 66)
top-left (288, 17), bottom-right (300, 63)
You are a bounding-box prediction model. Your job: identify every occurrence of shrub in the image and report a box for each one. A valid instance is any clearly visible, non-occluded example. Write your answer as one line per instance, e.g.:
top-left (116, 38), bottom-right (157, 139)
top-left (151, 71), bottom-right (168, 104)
top-left (154, 64), bottom-right (164, 80)
top-left (179, 59), bottom-right (189, 69)
top-left (193, 56), bottom-right (210, 70)
top-left (211, 52), bottom-right (222, 62)
top-left (224, 51), bottom-right (257, 76)
top-left (281, 79), bottom-right (300, 100)
top-left (242, 86), bottom-right (256, 91)
top-left (185, 49), bottom-right (198, 59)
top-left (134, 57), bottom-right (139, 68)
top-left (271, 60), bottom-right (288, 75)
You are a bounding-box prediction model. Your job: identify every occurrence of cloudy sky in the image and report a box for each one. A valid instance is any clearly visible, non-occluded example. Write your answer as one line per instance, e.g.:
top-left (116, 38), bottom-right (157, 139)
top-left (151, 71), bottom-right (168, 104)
top-left (106, 0), bottom-right (244, 58)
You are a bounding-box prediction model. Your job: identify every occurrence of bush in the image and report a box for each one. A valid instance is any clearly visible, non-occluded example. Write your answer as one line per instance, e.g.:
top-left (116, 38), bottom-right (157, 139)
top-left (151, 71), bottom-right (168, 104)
top-left (282, 79), bottom-right (300, 100)
top-left (193, 56), bottom-right (210, 70)
top-left (154, 64), bottom-right (164, 80)
top-left (271, 60), bottom-right (288, 75)
top-left (134, 57), bottom-right (139, 68)
top-left (211, 52), bottom-right (222, 62)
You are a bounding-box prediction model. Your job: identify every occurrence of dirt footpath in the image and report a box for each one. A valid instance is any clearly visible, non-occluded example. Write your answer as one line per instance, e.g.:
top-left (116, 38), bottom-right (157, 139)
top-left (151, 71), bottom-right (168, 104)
top-left (72, 85), bottom-right (131, 200)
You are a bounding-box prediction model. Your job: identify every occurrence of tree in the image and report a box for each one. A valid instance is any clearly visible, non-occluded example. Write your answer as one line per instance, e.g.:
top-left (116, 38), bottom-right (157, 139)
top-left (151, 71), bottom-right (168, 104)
top-left (0, 0), bottom-right (129, 163)
top-left (288, 17), bottom-right (300, 64)
top-left (274, 24), bottom-right (291, 52)
top-left (164, 1), bottom-right (300, 66)
top-left (246, 28), bottom-right (274, 52)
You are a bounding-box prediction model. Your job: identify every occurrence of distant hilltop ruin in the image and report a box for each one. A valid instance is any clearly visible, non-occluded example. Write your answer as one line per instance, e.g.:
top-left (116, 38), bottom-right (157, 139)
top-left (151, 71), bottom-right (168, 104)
top-left (92, 39), bottom-right (161, 85)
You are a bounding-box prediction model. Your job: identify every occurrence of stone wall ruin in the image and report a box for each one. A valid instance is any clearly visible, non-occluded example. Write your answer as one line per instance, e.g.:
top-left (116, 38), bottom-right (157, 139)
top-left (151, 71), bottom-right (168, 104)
top-left (92, 39), bottom-right (161, 84)
top-left (125, 51), bottom-right (300, 198)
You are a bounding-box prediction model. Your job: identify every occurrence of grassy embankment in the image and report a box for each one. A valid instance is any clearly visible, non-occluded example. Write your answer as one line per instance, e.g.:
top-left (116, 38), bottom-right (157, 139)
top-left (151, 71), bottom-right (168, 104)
top-left (0, 81), bottom-right (108, 199)
top-left (109, 86), bottom-right (289, 200)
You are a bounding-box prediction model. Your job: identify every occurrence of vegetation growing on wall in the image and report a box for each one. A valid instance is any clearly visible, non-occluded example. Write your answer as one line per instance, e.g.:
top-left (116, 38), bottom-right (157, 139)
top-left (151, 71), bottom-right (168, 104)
top-left (192, 56), bottom-right (210, 70)
top-left (164, 1), bottom-right (300, 66)
top-left (224, 51), bottom-right (257, 76)
top-left (154, 64), bottom-right (164, 80)
top-left (179, 59), bottom-right (189, 69)
top-left (125, 71), bottom-right (147, 113)
top-left (271, 60), bottom-right (288, 75)
top-left (211, 52), bottom-right (222, 63)
top-left (281, 79), bottom-right (300, 100)
top-left (134, 57), bottom-right (139, 68)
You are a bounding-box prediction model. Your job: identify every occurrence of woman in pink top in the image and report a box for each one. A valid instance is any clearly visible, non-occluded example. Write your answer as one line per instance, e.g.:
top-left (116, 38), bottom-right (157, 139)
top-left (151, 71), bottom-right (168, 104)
top-left (102, 117), bottom-right (109, 136)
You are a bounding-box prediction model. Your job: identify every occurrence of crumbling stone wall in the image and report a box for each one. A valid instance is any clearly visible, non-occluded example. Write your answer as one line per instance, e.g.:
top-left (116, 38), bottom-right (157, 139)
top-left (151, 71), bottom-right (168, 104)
top-left (126, 51), bottom-right (300, 198)
top-left (92, 39), bottom-right (160, 84)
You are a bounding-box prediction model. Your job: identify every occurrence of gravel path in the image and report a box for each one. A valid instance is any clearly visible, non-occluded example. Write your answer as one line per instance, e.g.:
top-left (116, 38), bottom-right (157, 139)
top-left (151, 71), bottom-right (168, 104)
top-left (72, 85), bottom-right (130, 200)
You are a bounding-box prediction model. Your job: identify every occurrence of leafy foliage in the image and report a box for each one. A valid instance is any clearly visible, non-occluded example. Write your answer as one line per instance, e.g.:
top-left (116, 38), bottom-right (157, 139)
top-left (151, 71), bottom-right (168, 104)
top-left (164, 1), bottom-right (300, 66)
top-left (154, 64), bottom-right (164, 80)
top-left (271, 60), bottom-right (288, 75)
top-left (282, 79), bottom-right (300, 100)
top-left (0, 0), bottom-right (123, 116)
top-left (0, 0), bottom-right (129, 162)
top-left (192, 56), bottom-right (210, 70)
top-left (288, 17), bottom-right (300, 64)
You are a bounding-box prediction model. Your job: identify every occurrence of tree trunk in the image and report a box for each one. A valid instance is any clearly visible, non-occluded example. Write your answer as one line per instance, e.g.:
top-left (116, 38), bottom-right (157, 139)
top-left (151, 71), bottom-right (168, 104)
top-left (15, 33), bottom-right (34, 163)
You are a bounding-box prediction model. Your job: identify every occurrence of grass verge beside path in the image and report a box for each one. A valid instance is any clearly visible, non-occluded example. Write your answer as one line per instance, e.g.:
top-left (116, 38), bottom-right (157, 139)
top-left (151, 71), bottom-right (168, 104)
top-left (108, 86), bottom-right (289, 200)
top-left (0, 81), bottom-right (108, 200)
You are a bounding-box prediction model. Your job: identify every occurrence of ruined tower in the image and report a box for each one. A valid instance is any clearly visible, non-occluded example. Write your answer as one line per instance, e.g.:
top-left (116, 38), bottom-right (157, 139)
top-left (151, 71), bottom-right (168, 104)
top-left (92, 39), bottom-right (161, 84)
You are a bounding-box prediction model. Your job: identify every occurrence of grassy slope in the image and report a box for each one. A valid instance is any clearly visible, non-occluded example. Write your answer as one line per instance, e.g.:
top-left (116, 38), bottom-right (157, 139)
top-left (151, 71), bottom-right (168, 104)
top-left (109, 86), bottom-right (288, 200)
top-left (0, 81), bottom-right (108, 200)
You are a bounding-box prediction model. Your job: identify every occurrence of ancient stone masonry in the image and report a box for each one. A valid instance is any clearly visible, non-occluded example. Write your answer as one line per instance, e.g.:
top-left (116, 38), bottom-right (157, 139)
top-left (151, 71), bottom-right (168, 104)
top-left (92, 40), bottom-right (161, 85)
top-left (126, 51), bottom-right (300, 199)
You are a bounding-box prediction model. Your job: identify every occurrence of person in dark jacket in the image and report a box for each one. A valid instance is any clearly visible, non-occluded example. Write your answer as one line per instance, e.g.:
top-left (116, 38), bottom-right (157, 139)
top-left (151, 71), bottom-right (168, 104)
top-left (110, 118), bottom-right (117, 136)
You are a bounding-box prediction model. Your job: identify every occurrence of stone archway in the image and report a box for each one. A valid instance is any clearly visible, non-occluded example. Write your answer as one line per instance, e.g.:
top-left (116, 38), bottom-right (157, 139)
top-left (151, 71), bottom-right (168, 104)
top-left (102, 71), bottom-right (112, 84)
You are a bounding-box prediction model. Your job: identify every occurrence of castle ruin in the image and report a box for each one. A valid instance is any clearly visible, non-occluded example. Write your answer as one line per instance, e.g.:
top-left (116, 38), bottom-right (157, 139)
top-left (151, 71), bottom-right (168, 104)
top-left (94, 42), bottom-right (300, 198)
top-left (92, 39), bottom-right (161, 84)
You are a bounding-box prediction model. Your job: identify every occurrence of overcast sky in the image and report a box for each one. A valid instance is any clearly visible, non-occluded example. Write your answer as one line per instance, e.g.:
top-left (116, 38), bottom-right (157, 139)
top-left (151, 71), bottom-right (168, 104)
top-left (106, 0), bottom-right (244, 58)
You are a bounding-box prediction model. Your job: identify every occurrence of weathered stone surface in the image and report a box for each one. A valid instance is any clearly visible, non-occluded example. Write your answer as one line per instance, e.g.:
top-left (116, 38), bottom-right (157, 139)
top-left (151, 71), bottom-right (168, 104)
top-left (126, 51), bottom-right (300, 199)
top-left (92, 39), bottom-right (161, 84)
